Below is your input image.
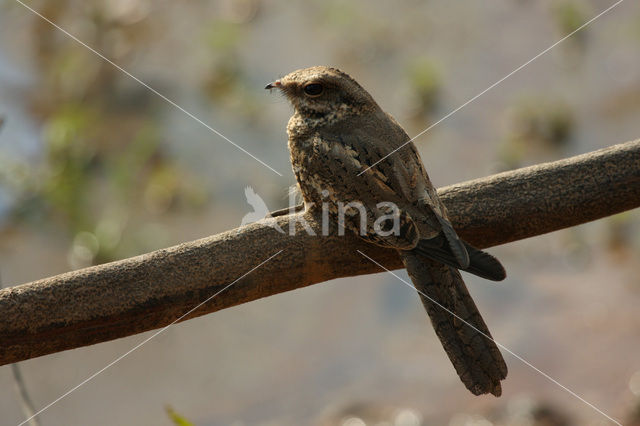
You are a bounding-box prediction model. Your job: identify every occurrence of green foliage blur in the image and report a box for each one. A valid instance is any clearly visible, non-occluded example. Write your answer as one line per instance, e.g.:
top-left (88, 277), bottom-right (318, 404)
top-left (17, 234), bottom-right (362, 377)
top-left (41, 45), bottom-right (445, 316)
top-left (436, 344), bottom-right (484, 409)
top-left (0, 1), bottom-right (268, 266)
top-left (406, 57), bottom-right (443, 121)
top-left (500, 95), bottom-right (575, 169)
top-left (166, 405), bottom-right (195, 426)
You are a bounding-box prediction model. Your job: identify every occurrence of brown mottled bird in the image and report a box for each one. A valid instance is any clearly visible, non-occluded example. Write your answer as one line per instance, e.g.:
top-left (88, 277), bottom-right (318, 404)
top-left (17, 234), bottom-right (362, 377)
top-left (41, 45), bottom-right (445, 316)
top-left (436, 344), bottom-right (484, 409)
top-left (267, 66), bottom-right (508, 396)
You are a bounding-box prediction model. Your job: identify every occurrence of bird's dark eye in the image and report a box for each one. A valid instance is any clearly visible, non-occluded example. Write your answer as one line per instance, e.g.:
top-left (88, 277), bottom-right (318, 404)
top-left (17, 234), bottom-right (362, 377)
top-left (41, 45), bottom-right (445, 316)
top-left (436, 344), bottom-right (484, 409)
top-left (303, 83), bottom-right (324, 97)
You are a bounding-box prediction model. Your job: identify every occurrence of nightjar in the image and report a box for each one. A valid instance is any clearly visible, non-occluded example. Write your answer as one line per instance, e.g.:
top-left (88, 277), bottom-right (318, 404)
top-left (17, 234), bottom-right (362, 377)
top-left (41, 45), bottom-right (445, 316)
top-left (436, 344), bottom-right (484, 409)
top-left (267, 66), bottom-right (508, 396)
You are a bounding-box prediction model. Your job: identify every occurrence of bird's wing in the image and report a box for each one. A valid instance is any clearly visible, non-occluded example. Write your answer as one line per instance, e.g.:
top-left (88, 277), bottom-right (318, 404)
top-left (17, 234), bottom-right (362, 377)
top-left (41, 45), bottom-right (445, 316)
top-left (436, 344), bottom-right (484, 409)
top-left (319, 112), bottom-right (425, 205)
top-left (321, 112), bottom-right (470, 267)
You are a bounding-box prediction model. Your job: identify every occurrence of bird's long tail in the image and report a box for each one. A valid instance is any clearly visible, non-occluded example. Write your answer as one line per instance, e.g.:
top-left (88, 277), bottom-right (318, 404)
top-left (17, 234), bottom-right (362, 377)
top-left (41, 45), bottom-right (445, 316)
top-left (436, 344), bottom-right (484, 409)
top-left (400, 250), bottom-right (508, 396)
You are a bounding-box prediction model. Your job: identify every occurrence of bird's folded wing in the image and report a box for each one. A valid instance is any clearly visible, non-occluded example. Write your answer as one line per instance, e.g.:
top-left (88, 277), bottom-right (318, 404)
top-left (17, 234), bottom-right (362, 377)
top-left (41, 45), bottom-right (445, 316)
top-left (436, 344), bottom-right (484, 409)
top-left (413, 235), bottom-right (506, 281)
top-left (323, 113), bottom-right (470, 262)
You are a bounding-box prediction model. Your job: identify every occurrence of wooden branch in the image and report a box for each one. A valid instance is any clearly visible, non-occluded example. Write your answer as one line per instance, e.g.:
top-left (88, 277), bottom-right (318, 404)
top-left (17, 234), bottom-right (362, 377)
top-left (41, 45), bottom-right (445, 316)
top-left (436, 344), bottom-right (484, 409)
top-left (1, 140), bottom-right (639, 366)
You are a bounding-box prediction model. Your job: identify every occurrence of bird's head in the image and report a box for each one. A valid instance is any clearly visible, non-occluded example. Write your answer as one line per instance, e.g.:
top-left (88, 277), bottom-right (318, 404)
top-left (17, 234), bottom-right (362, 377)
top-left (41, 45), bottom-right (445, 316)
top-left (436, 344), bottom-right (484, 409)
top-left (266, 66), bottom-right (378, 118)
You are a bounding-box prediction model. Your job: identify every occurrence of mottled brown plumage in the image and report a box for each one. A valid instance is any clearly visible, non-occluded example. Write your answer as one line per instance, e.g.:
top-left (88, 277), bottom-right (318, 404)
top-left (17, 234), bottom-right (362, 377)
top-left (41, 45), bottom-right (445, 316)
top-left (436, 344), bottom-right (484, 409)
top-left (267, 66), bottom-right (508, 396)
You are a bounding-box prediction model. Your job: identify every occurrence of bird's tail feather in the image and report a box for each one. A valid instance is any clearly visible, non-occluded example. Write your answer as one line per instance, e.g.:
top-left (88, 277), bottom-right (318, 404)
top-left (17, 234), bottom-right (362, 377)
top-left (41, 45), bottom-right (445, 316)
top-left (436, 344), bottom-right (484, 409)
top-left (400, 250), bottom-right (508, 396)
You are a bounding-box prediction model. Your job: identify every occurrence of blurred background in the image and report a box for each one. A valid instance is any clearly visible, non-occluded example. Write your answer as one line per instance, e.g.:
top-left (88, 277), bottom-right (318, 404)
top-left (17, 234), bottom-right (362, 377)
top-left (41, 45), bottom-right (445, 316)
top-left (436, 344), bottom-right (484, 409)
top-left (0, 0), bottom-right (639, 425)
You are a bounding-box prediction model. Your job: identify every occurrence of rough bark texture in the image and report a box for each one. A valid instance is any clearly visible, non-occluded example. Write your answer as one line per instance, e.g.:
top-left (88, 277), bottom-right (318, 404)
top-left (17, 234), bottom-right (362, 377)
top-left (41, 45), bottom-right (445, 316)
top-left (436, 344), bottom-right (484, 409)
top-left (0, 140), bottom-right (638, 366)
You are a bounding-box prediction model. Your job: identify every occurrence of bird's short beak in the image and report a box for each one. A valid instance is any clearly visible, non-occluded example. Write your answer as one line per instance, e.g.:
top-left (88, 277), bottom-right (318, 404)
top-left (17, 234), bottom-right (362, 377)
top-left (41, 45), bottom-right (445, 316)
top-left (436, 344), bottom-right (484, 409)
top-left (265, 80), bottom-right (282, 90)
